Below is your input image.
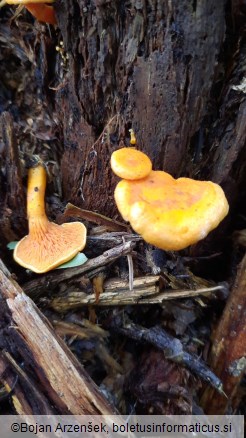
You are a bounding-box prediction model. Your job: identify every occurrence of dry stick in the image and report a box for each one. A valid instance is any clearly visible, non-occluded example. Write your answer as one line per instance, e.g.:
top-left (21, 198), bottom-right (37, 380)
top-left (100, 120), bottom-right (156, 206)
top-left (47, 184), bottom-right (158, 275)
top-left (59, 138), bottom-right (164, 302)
top-left (0, 259), bottom-right (117, 415)
top-left (24, 240), bottom-right (136, 298)
top-left (85, 233), bottom-right (141, 255)
top-left (110, 317), bottom-right (225, 396)
top-left (50, 277), bottom-right (226, 312)
top-left (122, 235), bottom-right (134, 291)
top-left (59, 203), bottom-right (128, 232)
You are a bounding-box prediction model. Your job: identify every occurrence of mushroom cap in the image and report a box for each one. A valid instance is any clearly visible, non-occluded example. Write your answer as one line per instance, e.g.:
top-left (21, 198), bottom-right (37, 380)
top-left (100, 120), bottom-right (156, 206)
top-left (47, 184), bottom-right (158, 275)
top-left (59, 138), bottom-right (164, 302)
top-left (14, 221), bottom-right (87, 273)
top-left (25, 3), bottom-right (57, 25)
top-left (114, 170), bottom-right (229, 251)
top-left (111, 147), bottom-right (152, 180)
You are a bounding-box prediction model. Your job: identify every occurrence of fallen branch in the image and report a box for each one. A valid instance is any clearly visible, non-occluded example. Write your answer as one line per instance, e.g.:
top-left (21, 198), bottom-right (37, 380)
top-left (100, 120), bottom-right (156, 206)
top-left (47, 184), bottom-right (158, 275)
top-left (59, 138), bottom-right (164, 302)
top-left (0, 259), bottom-right (117, 415)
top-left (24, 240), bottom-right (136, 298)
top-left (58, 203), bottom-right (129, 232)
top-left (50, 276), bottom-right (226, 311)
top-left (108, 316), bottom-right (225, 396)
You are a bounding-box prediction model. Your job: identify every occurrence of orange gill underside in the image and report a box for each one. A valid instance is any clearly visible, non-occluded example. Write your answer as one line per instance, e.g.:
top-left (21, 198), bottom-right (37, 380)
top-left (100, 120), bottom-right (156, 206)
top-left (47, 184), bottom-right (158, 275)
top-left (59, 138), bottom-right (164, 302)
top-left (14, 221), bottom-right (86, 273)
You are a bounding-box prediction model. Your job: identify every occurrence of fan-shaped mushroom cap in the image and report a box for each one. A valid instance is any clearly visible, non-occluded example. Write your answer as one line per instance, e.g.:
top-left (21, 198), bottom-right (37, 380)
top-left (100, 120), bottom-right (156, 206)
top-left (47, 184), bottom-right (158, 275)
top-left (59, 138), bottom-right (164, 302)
top-left (114, 171), bottom-right (229, 251)
top-left (13, 164), bottom-right (87, 273)
top-left (14, 221), bottom-right (87, 273)
top-left (111, 147), bottom-right (152, 180)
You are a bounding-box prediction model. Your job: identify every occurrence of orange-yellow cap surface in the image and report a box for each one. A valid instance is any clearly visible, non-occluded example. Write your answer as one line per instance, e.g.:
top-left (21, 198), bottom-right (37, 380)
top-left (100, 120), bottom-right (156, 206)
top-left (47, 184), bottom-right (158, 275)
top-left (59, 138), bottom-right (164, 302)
top-left (111, 147), bottom-right (152, 180)
top-left (114, 171), bottom-right (229, 251)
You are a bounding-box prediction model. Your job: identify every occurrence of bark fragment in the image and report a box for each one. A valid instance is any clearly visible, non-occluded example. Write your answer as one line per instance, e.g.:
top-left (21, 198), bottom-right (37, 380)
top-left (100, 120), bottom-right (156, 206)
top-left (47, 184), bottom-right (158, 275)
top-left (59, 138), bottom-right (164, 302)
top-left (201, 254), bottom-right (246, 413)
top-left (0, 112), bottom-right (26, 243)
top-left (0, 259), bottom-right (117, 414)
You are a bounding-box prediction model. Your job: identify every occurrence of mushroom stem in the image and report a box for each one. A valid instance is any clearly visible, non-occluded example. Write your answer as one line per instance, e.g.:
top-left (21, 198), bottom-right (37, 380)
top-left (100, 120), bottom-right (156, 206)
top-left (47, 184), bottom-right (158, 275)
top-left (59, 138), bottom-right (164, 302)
top-left (27, 165), bottom-right (49, 235)
top-left (129, 129), bottom-right (137, 145)
top-left (14, 162), bottom-right (87, 273)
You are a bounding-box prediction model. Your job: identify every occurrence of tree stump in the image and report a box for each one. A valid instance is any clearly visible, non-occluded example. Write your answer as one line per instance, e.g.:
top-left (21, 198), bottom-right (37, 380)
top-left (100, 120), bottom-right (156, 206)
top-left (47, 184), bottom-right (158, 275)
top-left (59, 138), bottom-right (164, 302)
top-left (0, 0), bottom-right (246, 416)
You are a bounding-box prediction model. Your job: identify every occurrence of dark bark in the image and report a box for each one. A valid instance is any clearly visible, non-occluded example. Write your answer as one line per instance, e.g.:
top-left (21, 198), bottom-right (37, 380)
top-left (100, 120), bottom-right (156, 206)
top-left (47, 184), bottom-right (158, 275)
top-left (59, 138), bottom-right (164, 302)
top-left (0, 113), bottom-right (26, 244)
top-left (201, 254), bottom-right (246, 413)
top-left (1, 0), bottom-right (245, 231)
top-left (0, 0), bottom-right (246, 417)
top-left (54, 0), bottom-right (230, 215)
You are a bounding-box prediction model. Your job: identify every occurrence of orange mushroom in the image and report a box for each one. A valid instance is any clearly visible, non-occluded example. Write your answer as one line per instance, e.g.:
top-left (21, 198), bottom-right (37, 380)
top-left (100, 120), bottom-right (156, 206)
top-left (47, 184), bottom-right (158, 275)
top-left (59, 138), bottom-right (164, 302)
top-left (111, 147), bottom-right (152, 180)
top-left (14, 163), bottom-right (87, 273)
top-left (0, 0), bottom-right (56, 25)
top-left (129, 128), bottom-right (137, 145)
top-left (111, 149), bottom-right (229, 251)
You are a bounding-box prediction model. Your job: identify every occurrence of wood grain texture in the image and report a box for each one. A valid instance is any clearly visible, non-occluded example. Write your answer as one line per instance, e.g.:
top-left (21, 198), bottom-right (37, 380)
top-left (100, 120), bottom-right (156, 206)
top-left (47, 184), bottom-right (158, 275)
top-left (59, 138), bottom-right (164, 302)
top-left (54, 0), bottom-right (227, 215)
top-left (0, 259), bottom-right (117, 414)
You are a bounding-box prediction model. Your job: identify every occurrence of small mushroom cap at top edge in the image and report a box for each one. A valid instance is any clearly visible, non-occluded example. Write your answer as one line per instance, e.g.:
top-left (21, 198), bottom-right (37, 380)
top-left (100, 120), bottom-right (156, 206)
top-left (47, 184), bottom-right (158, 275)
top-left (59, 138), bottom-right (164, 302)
top-left (114, 171), bottom-right (229, 251)
top-left (111, 147), bottom-right (152, 180)
top-left (25, 3), bottom-right (57, 25)
top-left (13, 221), bottom-right (87, 273)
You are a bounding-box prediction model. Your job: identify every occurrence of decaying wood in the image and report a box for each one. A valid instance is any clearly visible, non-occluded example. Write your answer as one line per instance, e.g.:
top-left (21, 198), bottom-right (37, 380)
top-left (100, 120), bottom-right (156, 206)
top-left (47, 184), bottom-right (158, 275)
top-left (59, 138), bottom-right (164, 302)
top-left (0, 259), bottom-right (117, 415)
top-left (0, 112), bottom-right (26, 244)
top-left (85, 232), bottom-right (141, 257)
top-left (54, 1), bottom-right (227, 216)
top-left (206, 41), bottom-right (246, 188)
top-left (108, 317), bottom-right (224, 396)
top-left (201, 253), bottom-right (246, 413)
top-left (125, 348), bottom-right (197, 415)
top-left (59, 203), bottom-right (129, 232)
top-left (24, 240), bottom-right (136, 298)
top-left (50, 276), bottom-right (227, 312)
top-left (52, 319), bottom-right (108, 340)
top-left (0, 0), bottom-right (245, 418)
top-left (0, 352), bottom-right (54, 414)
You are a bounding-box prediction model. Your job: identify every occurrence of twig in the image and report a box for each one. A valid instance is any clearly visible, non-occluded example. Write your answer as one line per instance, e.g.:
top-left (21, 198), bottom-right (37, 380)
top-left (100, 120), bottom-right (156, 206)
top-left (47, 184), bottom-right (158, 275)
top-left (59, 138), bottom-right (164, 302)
top-left (49, 277), bottom-right (227, 311)
top-left (122, 236), bottom-right (134, 291)
top-left (0, 259), bottom-right (117, 415)
top-left (24, 240), bottom-right (136, 297)
top-left (109, 317), bottom-right (225, 396)
top-left (58, 203), bottom-right (128, 232)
